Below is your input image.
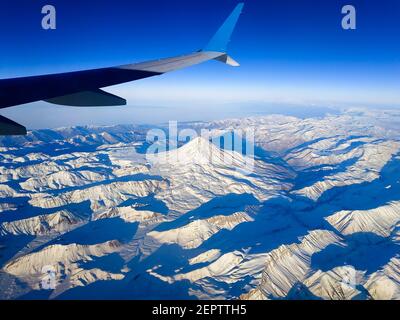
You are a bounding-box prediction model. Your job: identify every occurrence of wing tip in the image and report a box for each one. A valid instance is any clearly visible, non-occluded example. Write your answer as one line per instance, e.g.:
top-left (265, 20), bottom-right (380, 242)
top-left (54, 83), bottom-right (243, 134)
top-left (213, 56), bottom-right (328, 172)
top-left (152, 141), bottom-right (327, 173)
top-left (213, 54), bottom-right (240, 67)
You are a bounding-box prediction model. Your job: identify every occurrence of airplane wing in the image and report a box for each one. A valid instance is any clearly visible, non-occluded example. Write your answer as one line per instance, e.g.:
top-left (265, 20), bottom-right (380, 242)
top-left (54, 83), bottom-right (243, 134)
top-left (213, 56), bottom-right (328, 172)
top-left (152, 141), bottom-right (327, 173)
top-left (0, 3), bottom-right (244, 135)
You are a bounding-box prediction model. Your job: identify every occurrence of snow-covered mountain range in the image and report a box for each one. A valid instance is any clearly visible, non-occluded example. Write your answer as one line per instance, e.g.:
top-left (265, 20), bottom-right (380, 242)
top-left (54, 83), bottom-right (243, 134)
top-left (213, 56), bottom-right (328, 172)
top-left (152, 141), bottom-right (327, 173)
top-left (0, 108), bottom-right (399, 300)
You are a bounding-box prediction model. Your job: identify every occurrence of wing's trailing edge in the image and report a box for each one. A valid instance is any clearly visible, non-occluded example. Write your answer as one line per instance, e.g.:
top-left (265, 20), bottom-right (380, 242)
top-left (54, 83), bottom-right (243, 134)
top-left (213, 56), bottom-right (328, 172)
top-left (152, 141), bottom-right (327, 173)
top-left (0, 3), bottom-right (244, 135)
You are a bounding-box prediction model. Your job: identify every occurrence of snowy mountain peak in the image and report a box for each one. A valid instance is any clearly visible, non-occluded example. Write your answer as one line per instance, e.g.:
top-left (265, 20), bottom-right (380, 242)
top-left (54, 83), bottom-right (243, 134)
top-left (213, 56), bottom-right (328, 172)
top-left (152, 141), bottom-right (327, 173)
top-left (149, 136), bottom-right (250, 169)
top-left (178, 136), bottom-right (216, 156)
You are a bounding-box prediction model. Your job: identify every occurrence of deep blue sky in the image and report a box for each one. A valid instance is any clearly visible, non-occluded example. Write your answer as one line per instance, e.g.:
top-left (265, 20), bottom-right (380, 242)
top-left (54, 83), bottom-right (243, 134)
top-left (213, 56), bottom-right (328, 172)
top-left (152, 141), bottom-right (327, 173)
top-left (1, 0), bottom-right (400, 128)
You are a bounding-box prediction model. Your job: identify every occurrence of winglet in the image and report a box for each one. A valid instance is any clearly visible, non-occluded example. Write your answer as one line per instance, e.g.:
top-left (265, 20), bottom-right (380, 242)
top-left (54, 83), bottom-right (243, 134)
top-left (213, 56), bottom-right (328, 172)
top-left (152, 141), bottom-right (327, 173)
top-left (203, 3), bottom-right (244, 53)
